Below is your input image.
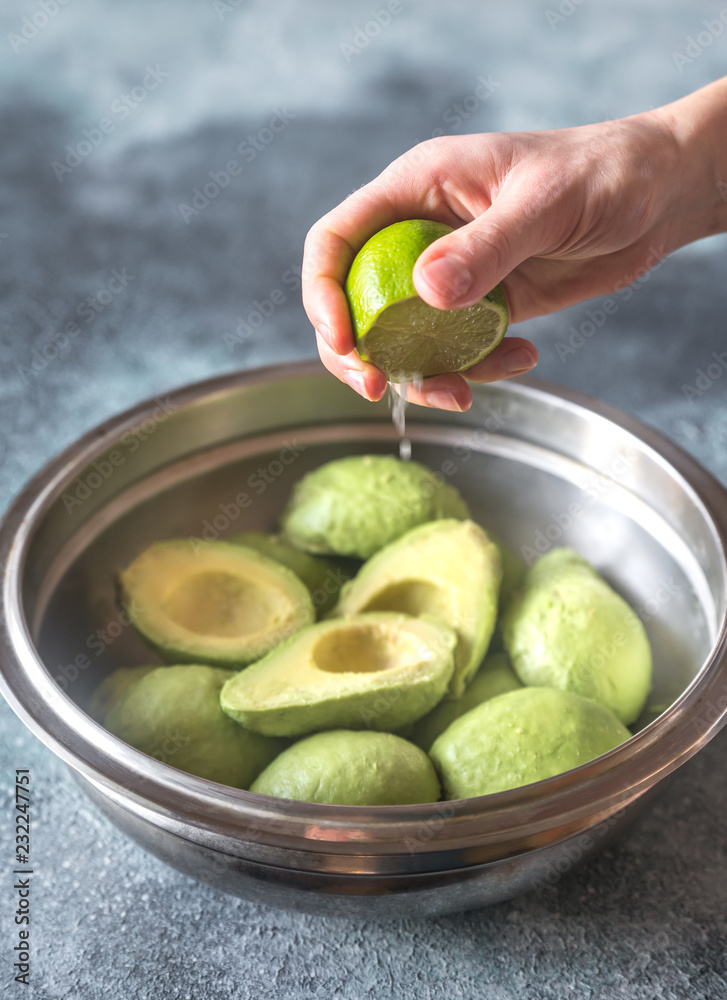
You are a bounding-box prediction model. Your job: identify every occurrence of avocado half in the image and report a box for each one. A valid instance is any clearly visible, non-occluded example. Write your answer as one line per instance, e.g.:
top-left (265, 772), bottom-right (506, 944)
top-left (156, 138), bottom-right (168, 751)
top-left (331, 519), bottom-right (502, 697)
top-left (119, 539), bottom-right (315, 667)
top-left (102, 665), bottom-right (286, 788)
top-left (220, 612), bottom-right (457, 737)
top-left (228, 530), bottom-right (357, 617)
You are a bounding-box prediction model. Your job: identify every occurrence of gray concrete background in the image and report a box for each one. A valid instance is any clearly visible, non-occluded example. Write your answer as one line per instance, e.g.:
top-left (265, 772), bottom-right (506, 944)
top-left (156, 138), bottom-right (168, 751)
top-left (1, 1), bottom-right (726, 997)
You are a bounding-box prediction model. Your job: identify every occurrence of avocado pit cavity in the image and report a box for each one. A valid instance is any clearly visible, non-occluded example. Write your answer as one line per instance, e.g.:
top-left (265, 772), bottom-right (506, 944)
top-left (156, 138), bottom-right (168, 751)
top-left (312, 621), bottom-right (431, 674)
top-left (165, 570), bottom-right (281, 638)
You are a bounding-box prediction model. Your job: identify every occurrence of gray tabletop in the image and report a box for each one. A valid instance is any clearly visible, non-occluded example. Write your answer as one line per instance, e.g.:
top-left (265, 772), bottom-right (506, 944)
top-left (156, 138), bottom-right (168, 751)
top-left (1, 2), bottom-right (726, 997)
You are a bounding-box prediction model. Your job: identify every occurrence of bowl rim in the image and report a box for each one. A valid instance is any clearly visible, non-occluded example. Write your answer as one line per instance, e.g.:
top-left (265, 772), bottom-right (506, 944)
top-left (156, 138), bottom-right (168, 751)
top-left (1, 361), bottom-right (726, 866)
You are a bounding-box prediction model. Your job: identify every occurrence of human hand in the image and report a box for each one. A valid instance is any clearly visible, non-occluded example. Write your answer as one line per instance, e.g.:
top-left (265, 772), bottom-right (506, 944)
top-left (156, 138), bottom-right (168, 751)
top-left (303, 79), bottom-right (727, 411)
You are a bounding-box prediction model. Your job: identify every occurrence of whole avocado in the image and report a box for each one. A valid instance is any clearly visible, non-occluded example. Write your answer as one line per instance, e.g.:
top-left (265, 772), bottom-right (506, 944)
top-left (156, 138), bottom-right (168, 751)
top-left (280, 454), bottom-right (469, 559)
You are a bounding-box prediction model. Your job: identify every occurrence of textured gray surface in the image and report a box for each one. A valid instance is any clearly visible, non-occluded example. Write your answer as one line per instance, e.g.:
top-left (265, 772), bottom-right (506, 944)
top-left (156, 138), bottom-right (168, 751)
top-left (1, 1), bottom-right (726, 997)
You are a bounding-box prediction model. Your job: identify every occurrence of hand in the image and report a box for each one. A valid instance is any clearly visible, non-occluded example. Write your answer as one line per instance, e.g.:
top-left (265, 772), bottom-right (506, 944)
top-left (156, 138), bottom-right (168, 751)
top-left (302, 78), bottom-right (727, 411)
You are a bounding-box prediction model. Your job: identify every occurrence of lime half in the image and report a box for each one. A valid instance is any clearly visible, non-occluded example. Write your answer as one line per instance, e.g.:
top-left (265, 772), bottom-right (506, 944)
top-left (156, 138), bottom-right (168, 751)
top-left (345, 219), bottom-right (509, 382)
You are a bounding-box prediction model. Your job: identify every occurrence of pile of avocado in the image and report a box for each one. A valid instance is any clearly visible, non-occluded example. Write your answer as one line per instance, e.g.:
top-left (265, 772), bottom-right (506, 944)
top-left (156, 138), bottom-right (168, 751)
top-left (91, 454), bottom-right (652, 806)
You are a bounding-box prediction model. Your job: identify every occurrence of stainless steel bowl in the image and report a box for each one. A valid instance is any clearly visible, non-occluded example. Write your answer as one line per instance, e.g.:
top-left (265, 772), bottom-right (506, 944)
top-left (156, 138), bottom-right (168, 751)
top-left (1, 362), bottom-right (726, 917)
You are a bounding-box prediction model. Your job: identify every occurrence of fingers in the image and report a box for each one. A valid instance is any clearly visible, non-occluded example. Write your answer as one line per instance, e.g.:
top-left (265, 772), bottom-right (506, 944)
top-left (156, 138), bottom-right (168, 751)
top-left (316, 331), bottom-right (537, 411)
top-left (393, 374), bottom-right (473, 413)
top-left (462, 336), bottom-right (538, 382)
top-left (303, 152), bottom-right (461, 358)
top-left (390, 336), bottom-right (538, 413)
top-left (412, 192), bottom-right (547, 310)
top-left (316, 331), bottom-right (388, 402)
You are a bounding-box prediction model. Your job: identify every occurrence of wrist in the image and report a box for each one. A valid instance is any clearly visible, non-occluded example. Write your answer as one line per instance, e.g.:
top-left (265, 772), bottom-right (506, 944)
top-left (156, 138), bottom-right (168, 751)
top-left (646, 78), bottom-right (727, 247)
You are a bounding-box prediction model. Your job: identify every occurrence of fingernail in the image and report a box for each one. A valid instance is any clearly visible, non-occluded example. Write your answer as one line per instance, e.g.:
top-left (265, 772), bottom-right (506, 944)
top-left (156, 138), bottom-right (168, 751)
top-left (316, 323), bottom-right (334, 350)
top-left (502, 347), bottom-right (537, 374)
top-left (425, 389), bottom-right (464, 411)
top-left (342, 369), bottom-right (370, 399)
top-left (419, 256), bottom-right (473, 303)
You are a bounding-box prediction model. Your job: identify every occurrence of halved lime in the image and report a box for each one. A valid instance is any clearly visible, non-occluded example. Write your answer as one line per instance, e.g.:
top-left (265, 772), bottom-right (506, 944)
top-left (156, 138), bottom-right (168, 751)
top-left (345, 219), bottom-right (509, 382)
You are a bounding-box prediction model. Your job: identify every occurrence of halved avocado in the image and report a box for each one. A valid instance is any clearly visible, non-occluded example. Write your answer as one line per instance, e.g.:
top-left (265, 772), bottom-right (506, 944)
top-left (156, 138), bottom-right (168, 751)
top-left (220, 612), bottom-right (456, 737)
top-left (331, 519), bottom-right (501, 697)
top-left (119, 539), bottom-right (314, 667)
top-left (102, 665), bottom-right (286, 788)
top-left (228, 531), bottom-right (357, 617)
top-left (406, 651), bottom-right (522, 751)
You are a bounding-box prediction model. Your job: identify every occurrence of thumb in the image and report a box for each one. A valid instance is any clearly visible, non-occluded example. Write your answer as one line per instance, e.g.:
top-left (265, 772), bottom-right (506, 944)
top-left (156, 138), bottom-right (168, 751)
top-left (413, 199), bottom-right (545, 309)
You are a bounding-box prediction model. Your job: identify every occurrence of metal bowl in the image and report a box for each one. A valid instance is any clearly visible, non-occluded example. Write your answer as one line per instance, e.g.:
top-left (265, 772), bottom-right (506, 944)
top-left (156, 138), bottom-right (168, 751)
top-left (1, 362), bottom-right (726, 917)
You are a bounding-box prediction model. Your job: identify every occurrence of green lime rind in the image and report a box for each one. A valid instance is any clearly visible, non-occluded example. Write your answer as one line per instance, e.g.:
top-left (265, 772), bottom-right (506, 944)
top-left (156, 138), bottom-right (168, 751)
top-left (345, 220), bottom-right (509, 382)
top-left (346, 220), bottom-right (453, 331)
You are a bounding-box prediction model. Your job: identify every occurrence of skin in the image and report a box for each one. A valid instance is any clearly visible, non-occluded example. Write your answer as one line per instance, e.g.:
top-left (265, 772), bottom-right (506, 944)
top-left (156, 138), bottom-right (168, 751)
top-left (303, 77), bottom-right (727, 411)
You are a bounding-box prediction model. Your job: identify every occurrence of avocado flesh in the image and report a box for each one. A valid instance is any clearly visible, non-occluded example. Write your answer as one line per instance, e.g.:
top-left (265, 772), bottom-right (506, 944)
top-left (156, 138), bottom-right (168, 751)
top-left (251, 729), bottom-right (440, 805)
top-left (119, 539), bottom-right (314, 667)
top-left (280, 454), bottom-right (469, 559)
top-left (331, 519), bottom-right (501, 697)
top-left (102, 665), bottom-right (286, 788)
top-left (228, 531), bottom-right (357, 617)
top-left (502, 547), bottom-right (652, 725)
top-left (220, 612), bottom-right (457, 737)
top-left (406, 652), bottom-right (522, 751)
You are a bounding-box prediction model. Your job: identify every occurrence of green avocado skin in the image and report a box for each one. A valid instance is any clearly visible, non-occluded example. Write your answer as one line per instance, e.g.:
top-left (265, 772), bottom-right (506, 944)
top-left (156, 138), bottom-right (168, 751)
top-left (87, 664), bottom-right (156, 722)
top-left (430, 686), bottom-right (631, 799)
top-left (251, 729), bottom-right (441, 805)
top-left (407, 652), bottom-right (522, 751)
top-left (228, 531), bottom-right (357, 616)
top-left (502, 548), bottom-right (652, 725)
top-left (280, 455), bottom-right (469, 559)
top-left (102, 665), bottom-right (286, 788)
